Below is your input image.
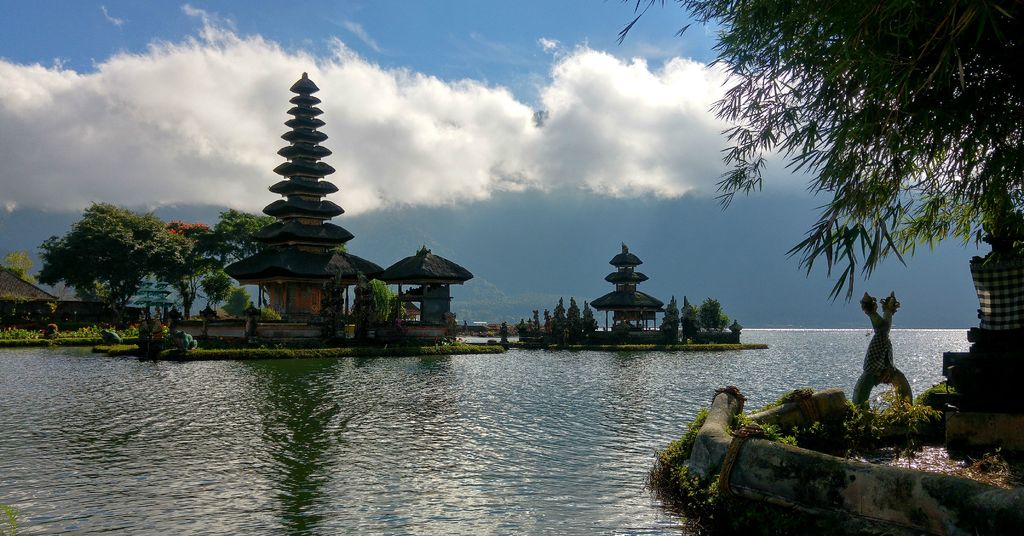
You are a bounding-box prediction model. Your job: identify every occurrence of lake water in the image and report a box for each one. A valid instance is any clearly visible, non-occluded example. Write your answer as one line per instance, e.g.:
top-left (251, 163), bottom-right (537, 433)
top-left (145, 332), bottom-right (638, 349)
top-left (0, 329), bottom-right (969, 534)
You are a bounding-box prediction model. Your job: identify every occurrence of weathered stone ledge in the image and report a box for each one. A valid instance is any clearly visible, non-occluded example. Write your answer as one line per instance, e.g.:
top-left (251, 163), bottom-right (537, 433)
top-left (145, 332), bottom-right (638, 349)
top-left (688, 387), bottom-right (1024, 534)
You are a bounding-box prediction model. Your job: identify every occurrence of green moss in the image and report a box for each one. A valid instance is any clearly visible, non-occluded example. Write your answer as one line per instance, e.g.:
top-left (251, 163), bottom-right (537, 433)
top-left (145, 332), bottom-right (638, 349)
top-left (915, 381), bottom-right (955, 406)
top-left (757, 387), bottom-right (817, 413)
top-left (93, 344), bottom-right (140, 357)
top-left (157, 343), bottom-right (506, 360)
top-left (518, 343), bottom-right (768, 352)
top-left (651, 389), bottom-right (944, 532)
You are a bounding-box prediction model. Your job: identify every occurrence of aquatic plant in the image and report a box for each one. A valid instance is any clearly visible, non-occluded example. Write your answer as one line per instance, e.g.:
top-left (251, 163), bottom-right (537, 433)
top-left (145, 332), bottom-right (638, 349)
top-left (0, 504), bottom-right (17, 536)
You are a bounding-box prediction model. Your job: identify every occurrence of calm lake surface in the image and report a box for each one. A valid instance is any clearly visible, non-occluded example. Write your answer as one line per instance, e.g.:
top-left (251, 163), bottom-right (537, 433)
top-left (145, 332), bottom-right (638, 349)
top-left (0, 329), bottom-right (969, 534)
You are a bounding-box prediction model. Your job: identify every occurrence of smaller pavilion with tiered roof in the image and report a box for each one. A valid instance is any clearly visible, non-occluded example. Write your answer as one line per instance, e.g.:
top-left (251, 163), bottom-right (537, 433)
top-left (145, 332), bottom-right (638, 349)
top-left (591, 244), bottom-right (664, 330)
top-left (380, 246), bottom-right (473, 324)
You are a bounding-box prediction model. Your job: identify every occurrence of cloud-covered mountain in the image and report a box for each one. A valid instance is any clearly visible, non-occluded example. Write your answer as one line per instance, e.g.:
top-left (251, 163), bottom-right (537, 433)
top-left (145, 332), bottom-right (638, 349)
top-left (1, 191), bottom-right (980, 329)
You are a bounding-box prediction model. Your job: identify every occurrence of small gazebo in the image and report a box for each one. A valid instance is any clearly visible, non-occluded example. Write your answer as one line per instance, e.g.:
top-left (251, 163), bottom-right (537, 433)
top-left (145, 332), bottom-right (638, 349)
top-left (591, 243), bottom-right (664, 330)
top-left (379, 246), bottom-right (473, 324)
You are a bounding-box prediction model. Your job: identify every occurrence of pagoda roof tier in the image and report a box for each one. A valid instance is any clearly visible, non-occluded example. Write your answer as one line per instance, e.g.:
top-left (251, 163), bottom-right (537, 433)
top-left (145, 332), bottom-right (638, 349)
top-left (289, 94), bottom-right (322, 107)
top-left (277, 143), bottom-right (332, 160)
top-left (263, 198), bottom-right (344, 219)
top-left (605, 271), bottom-right (649, 284)
top-left (290, 73), bottom-right (320, 94)
top-left (380, 247), bottom-right (473, 284)
top-left (591, 290), bottom-right (664, 311)
top-left (269, 178), bottom-right (339, 196)
top-left (326, 251), bottom-right (384, 281)
top-left (287, 105), bottom-right (323, 117)
top-left (285, 116), bottom-right (326, 130)
top-left (610, 244), bottom-right (643, 267)
top-left (273, 159), bottom-right (336, 178)
top-left (254, 220), bottom-right (354, 245)
top-left (226, 249), bottom-right (335, 282)
top-left (282, 129), bottom-right (328, 144)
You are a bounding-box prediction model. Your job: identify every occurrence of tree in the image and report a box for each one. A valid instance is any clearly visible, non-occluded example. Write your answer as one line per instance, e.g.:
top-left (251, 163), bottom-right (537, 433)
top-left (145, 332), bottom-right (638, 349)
top-left (625, 1), bottom-right (1024, 298)
top-left (582, 301), bottom-right (598, 338)
top-left (551, 298), bottom-right (567, 345)
top-left (223, 286), bottom-right (252, 317)
top-left (206, 209), bottom-right (275, 264)
top-left (38, 204), bottom-right (171, 324)
top-left (566, 297), bottom-right (582, 343)
top-left (201, 270), bottom-right (233, 310)
top-left (160, 221), bottom-right (218, 317)
top-left (2, 251), bottom-right (35, 283)
top-left (697, 298), bottom-right (729, 332)
top-left (369, 279), bottom-right (399, 323)
top-left (681, 296), bottom-right (698, 340)
top-left (661, 295), bottom-right (680, 342)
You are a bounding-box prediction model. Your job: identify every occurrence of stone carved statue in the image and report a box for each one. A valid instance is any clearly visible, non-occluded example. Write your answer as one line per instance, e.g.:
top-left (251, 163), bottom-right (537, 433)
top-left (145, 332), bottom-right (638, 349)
top-left (853, 291), bottom-right (912, 405)
top-left (170, 329), bottom-right (198, 351)
top-left (100, 329), bottom-right (122, 344)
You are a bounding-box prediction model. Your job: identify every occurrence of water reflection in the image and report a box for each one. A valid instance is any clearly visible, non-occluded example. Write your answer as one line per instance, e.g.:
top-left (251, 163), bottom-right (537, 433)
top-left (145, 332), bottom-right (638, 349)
top-left (0, 331), bottom-right (969, 534)
top-left (244, 359), bottom-right (345, 535)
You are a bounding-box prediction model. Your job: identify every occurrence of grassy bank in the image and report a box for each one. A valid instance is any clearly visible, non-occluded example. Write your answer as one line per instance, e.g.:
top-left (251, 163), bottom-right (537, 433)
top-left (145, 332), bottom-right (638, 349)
top-left (511, 342), bottom-right (768, 352)
top-left (90, 343), bottom-right (507, 360)
top-left (1, 337), bottom-right (139, 348)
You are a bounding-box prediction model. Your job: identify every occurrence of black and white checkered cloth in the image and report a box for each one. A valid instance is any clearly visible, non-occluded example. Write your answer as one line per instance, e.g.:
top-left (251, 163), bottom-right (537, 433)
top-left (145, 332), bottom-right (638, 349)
top-left (863, 318), bottom-right (893, 375)
top-left (971, 259), bottom-right (1024, 330)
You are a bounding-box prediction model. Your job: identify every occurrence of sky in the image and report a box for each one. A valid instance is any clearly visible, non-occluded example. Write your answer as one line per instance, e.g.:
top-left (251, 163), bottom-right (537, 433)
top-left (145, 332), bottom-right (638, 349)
top-left (0, 2), bottom-right (985, 327)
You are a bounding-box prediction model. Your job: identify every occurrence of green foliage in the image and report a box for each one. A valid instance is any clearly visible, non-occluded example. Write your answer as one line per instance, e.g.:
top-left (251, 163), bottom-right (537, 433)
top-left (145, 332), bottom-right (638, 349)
top-left (222, 286), bottom-right (252, 317)
top-left (915, 381), bottom-right (955, 406)
top-left (158, 343), bottom-right (506, 360)
top-left (581, 301), bottom-right (598, 337)
top-left (368, 279), bottom-right (399, 323)
top-left (159, 221), bottom-right (218, 317)
top-left (38, 203), bottom-right (172, 323)
top-left (260, 306), bottom-right (282, 321)
top-left (696, 298), bottom-right (728, 331)
top-left (1, 503), bottom-right (17, 536)
top-left (625, 1), bottom-right (1024, 298)
top-left (206, 209), bottom-right (275, 264)
top-left (660, 295), bottom-right (680, 342)
top-left (200, 270), bottom-right (233, 309)
top-left (93, 344), bottom-right (139, 356)
top-left (550, 298), bottom-right (567, 345)
top-left (566, 297), bottom-right (582, 343)
top-left (2, 250), bottom-right (35, 283)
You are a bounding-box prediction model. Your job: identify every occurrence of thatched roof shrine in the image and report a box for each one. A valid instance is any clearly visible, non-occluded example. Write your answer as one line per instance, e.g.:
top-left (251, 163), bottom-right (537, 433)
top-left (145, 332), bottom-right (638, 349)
top-left (380, 246), bottom-right (473, 284)
top-left (0, 270), bottom-right (55, 300)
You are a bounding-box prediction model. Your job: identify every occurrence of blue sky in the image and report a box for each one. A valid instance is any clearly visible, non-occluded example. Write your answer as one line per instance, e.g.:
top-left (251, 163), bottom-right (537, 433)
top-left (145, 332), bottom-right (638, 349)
top-left (0, 1), bottom-right (711, 104)
top-left (0, 2), bottom-right (984, 326)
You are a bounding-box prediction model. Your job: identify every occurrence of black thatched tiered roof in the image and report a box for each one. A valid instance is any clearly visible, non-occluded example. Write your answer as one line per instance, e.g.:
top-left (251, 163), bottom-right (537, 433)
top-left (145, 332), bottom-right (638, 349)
top-left (592, 243), bottom-right (663, 312)
top-left (0, 269), bottom-right (55, 300)
top-left (380, 246), bottom-right (474, 284)
top-left (227, 73), bottom-right (372, 283)
top-left (591, 290), bottom-right (663, 309)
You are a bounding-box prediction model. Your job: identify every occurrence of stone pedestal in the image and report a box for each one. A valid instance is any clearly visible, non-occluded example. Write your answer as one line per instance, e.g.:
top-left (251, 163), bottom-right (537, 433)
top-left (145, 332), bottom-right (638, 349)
top-left (943, 349), bottom-right (1024, 413)
top-left (947, 412), bottom-right (1024, 451)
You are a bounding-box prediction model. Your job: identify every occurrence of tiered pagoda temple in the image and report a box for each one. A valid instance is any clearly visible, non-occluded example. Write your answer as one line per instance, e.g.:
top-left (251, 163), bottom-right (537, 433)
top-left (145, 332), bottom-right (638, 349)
top-left (226, 73), bottom-right (382, 321)
top-left (591, 244), bottom-right (664, 330)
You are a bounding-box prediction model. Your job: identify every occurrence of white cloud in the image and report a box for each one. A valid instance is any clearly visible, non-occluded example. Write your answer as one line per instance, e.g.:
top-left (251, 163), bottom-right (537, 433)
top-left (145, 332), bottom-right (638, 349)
top-left (538, 37), bottom-right (559, 52)
top-left (100, 5), bottom-right (125, 27)
top-left (340, 20), bottom-right (382, 53)
top-left (0, 19), bottom-right (736, 216)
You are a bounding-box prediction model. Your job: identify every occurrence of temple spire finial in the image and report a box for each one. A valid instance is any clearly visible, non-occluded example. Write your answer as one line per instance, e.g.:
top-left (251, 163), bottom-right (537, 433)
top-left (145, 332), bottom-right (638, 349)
top-left (621, 243), bottom-right (628, 254)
